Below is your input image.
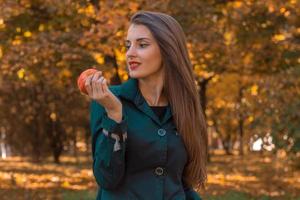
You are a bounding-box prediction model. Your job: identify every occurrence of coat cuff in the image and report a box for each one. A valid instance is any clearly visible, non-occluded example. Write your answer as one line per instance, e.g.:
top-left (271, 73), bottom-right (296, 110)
top-left (100, 112), bottom-right (127, 133)
top-left (100, 112), bottom-right (128, 152)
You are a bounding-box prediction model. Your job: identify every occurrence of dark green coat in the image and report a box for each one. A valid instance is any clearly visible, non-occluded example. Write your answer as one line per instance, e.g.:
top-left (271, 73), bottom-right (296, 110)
top-left (90, 78), bottom-right (202, 200)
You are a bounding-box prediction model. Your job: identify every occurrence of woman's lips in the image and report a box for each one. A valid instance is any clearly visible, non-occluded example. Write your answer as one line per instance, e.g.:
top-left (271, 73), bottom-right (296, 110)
top-left (129, 63), bottom-right (140, 70)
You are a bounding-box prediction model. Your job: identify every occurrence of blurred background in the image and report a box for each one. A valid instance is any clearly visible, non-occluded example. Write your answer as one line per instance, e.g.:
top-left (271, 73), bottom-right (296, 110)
top-left (0, 0), bottom-right (299, 199)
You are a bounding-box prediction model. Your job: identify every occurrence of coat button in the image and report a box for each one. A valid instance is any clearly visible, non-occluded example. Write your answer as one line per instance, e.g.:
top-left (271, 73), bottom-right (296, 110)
top-left (157, 129), bottom-right (166, 136)
top-left (154, 167), bottom-right (164, 176)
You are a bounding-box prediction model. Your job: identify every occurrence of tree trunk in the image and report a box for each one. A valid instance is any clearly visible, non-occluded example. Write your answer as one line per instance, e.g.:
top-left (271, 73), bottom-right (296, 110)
top-left (49, 119), bottom-right (65, 164)
top-left (238, 118), bottom-right (244, 156)
top-left (105, 54), bottom-right (122, 85)
top-left (237, 86), bottom-right (245, 156)
top-left (222, 135), bottom-right (233, 155)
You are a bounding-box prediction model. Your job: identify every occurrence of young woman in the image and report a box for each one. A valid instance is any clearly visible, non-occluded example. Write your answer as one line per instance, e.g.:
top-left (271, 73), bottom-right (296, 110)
top-left (86, 11), bottom-right (208, 200)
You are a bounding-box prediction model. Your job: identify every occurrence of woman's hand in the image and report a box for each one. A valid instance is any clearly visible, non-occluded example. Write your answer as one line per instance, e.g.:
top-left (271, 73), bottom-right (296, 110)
top-left (85, 71), bottom-right (123, 122)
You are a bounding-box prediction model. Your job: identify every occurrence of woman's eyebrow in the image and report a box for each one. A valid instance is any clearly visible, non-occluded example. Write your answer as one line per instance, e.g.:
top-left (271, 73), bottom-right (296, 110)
top-left (125, 37), bottom-right (151, 42)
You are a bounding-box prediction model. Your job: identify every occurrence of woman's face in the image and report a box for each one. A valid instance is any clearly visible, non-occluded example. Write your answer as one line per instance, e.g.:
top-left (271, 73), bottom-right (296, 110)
top-left (125, 24), bottom-right (163, 79)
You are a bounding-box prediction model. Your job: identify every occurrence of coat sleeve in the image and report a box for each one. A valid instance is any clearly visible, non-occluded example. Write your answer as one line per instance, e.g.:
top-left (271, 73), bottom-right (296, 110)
top-left (90, 100), bottom-right (128, 190)
top-left (183, 181), bottom-right (203, 200)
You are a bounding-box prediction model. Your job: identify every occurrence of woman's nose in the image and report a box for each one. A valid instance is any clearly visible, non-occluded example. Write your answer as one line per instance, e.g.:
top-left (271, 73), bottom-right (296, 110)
top-left (126, 45), bottom-right (137, 57)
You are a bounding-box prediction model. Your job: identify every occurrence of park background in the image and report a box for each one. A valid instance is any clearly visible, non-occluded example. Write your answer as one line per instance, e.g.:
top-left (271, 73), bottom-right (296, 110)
top-left (0, 0), bottom-right (299, 199)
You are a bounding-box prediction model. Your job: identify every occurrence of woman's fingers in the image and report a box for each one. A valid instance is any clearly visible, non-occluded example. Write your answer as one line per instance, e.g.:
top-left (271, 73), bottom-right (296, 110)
top-left (84, 73), bottom-right (120, 112)
top-left (92, 72), bottom-right (101, 96)
top-left (102, 78), bottom-right (109, 95)
top-left (97, 76), bottom-right (105, 95)
top-left (85, 75), bottom-right (93, 96)
top-left (84, 70), bottom-right (111, 101)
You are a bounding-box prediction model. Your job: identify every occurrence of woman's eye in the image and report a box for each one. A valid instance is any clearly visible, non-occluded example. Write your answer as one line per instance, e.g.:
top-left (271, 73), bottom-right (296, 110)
top-left (140, 43), bottom-right (148, 48)
top-left (125, 45), bottom-right (130, 50)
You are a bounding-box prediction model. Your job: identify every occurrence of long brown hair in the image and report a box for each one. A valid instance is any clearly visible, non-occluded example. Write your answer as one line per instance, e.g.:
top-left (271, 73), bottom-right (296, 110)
top-left (130, 11), bottom-right (208, 189)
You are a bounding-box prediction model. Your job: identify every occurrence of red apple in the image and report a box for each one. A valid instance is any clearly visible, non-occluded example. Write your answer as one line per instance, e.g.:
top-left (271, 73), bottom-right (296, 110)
top-left (77, 68), bottom-right (98, 95)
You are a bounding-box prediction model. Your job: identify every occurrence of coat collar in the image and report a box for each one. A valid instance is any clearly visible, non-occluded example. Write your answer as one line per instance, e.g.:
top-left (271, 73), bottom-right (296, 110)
top-left (119, 78), bottom-right (172, 126)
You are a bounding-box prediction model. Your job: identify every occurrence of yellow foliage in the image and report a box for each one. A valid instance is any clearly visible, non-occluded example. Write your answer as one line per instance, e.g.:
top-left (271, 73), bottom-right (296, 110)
top-left (12, 39), bottom-right (22, 45)
top-left (0, 18), bottom-right (5, 29)
top-left (201, 63), bottom-right (207, 68)
top-left (129, 2), bottom-right (139, 12)
top-left (212, 75), bottom-right (219, 83)
top-left (207, 120), bottom-right (214, 126)
top-left (261, 23), bottom-right (267, 28)
top-left (122, 73), bottom-right (129, 81)
top-left (204, 53), bottom-right (213, 59)
top-left (280, 7), bottom-right (286, 14)
top-left (17, 68), bottom-right (25, 79)
top-left (118, 68), bottom-right (127, 76)
top-left (224, 31), bottom-right (235, 45)
top-left (116, 67), bottom-right (129, 81)
top-left (48, 24), bottom-right (53, 30)
top-left (227, 102), bottom-right (235, 109)
top-left (194, 64), bottom-right (201, 70)
top-left (121, 46), bottom-right (127, 53)
top-left (16, 27), bottom-right (21, 32)
top-left (268, 5), bottom-right (275, 13)
top-left (27, 73), bottom-right (37, 82)
top-left (38, 24), bottom-right (45, 32)
top-left (116, 30), bottom-right (123, 37)
top-left (85, 4), bottom-right (95, 15)
top-left (221, 8), bottom-right (228, 15)
top-left (107, 20), bottom-right (113, 25)
top-left (0, 46), bottom-right (2, 59)
top-left (284, 11), bottom-right (291, 17)
top-left (193, 64), bottom-right (202, 76)
top-left (61, 69), bottom-right (72, 78)
top-left (114, 48), bottom-right (126, 62)
top-left (272, 34), bottom-right (286, 42)
top-left (80, 18), bottom-right (90, 27)
top-left (50, 113), bottom-right (57, 121)
top-left (248, 116), bottom-right (254, 123)
top-left (92, 52), bottom-right (105, 64)
top-left (87, 43), bottom-right (94, 50)
top-left (253, 43), bottom-right (262, 49)
top-left (243, 53), bottom-right (253, 65)
top-left (224, 32), bottom-right (232, 41)
top-left (216, 99), bottom-right (225, 108)
top-left (251, 84), bottom-right (258, 95)
top-left (188, 51), bottom-right (194, 60)
top-left (232, 1), bottom-right (243, 8)
top-left (62, 181), bottom-right (70, 187)
top-left (24, 2), bottom-right (31, 8)
top-left (24, 31), bottom-right (32, 38)
top-left (56, 61), bottom-right (66, 67)
top-left (78, 4), bottom-right (95, 17)
top-left (198, 71), bottom-right (214, 79)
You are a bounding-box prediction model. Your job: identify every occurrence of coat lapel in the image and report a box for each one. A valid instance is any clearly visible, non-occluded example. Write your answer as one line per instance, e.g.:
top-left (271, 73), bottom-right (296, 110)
top-left (119, 78), bottom-right (172, 126)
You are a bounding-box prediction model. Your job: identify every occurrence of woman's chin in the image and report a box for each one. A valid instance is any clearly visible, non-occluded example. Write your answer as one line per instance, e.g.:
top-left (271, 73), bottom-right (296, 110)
top-left (129, 71), bottom-right (143, 78)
